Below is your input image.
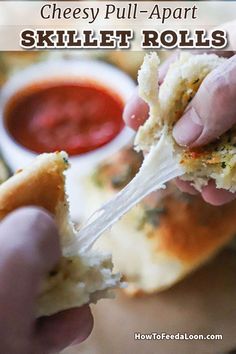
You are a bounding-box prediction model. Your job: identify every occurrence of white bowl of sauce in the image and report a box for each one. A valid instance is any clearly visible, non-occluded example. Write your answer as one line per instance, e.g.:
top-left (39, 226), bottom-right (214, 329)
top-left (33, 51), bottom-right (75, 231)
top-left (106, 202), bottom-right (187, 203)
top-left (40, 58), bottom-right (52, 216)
top-left (0, 59), bottom-right (135, 219)
top-left (0, 59), bottom-right (135, 170)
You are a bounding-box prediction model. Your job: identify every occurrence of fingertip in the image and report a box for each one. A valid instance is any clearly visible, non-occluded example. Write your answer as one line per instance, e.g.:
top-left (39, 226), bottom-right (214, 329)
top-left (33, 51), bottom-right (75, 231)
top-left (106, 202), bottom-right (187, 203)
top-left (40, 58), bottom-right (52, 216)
top-left (20, 207), bottom-right (61, 267)
top-left (71, 306), bottom-right (94, 345)
top-left (123, 91), bottom-right (149, 131)
top-left (36, 305), bottom-right (94, 352)
top-left (172, 107), bottom-right (203, 147)
top-left (1, 206), bottom-right (57, 236)
top-left (0, 206), bottom-right (61, 273)
top-left (201, 181), bottom-right (236, 206)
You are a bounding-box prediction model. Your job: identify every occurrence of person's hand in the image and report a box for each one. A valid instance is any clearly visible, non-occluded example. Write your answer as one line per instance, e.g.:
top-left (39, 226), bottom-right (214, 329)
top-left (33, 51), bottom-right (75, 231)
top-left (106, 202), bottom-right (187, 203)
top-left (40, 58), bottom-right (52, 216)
top-left (0, 207), bottom-right (93, 354)
top-left (123, 49), bottom-right (236, 206)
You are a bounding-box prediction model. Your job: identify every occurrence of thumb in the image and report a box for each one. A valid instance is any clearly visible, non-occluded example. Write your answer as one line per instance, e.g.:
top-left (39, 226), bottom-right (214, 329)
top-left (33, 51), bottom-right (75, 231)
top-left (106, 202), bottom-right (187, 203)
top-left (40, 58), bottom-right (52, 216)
top-left (173, 54), bottom-right (236, 147)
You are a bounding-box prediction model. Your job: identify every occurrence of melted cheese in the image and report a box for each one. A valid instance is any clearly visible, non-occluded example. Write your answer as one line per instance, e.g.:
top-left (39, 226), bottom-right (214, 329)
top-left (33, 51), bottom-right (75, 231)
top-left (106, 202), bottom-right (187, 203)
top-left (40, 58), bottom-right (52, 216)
top-left (77, 131), bottom-right (183, 251)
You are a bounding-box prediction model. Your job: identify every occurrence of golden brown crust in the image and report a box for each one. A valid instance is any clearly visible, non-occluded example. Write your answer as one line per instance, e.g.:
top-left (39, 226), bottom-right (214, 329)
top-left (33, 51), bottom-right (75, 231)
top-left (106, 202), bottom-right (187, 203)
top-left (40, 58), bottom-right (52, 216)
top-left (0, 152), bottom-right (67, 220)
top-left (153, 193), bottom-right (236, 265)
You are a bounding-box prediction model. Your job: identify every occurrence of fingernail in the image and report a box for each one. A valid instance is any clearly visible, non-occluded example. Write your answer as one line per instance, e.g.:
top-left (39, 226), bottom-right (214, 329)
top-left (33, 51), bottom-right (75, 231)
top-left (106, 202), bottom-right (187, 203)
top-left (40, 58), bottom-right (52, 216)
top-left (173, 107), bottom-right (203, 146)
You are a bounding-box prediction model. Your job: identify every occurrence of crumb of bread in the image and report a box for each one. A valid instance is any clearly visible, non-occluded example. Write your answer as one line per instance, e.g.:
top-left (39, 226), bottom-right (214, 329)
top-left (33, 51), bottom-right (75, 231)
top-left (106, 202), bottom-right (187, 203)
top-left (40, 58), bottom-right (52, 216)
top-left (135, 53), bottom-right (236, 192)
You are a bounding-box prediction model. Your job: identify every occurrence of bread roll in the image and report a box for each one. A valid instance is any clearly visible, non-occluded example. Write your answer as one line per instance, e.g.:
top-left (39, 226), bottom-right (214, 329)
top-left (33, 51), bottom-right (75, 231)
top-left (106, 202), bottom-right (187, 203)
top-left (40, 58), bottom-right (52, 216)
top-left (84, 148), bottom-right (236, 294)
top-left (135, 53), bottom-right (236, 192)
top-left (0, 152), bottom-right (120, 316)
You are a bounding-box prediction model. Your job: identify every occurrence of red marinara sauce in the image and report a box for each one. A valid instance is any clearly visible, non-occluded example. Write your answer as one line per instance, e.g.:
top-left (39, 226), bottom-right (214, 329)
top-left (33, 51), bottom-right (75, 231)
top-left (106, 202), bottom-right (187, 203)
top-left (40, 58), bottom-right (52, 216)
top-left (5, 82), bottom-right (125, 156)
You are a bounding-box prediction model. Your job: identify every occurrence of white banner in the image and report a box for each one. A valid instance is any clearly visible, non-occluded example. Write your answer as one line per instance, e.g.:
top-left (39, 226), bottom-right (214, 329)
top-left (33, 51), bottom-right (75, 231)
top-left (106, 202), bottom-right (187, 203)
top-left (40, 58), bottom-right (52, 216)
top-left (0, 1), bottom-right (235, 50)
